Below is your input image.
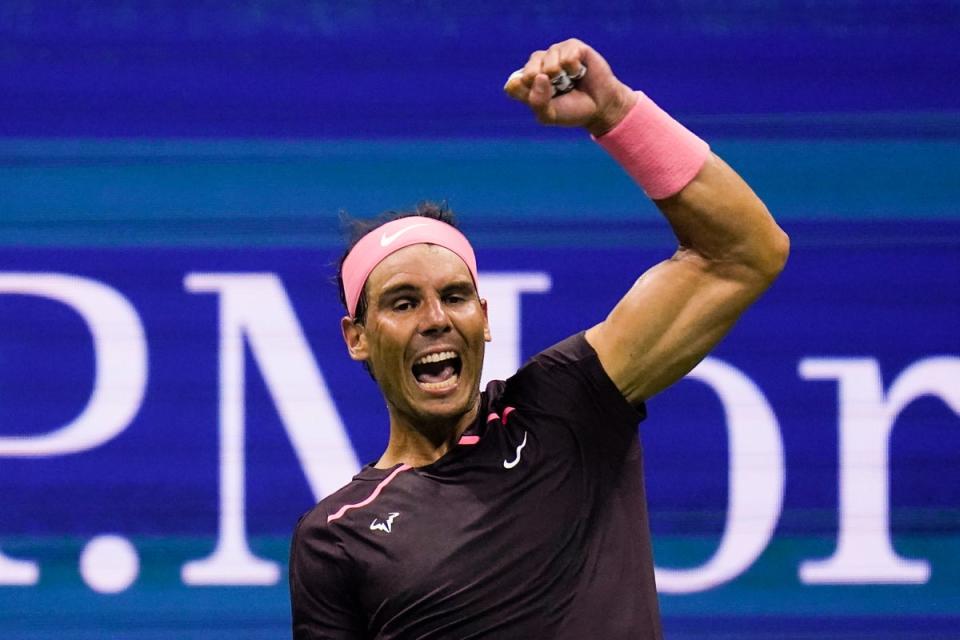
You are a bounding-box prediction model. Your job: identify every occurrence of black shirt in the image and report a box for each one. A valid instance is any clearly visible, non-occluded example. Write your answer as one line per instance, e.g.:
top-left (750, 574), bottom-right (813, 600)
top-left (290, 333), bottom-right (662, 639)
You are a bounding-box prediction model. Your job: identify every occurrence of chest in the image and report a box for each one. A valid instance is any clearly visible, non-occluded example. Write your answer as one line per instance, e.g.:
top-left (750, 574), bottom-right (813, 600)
top-left (341, 419), bottom-right (590, 630)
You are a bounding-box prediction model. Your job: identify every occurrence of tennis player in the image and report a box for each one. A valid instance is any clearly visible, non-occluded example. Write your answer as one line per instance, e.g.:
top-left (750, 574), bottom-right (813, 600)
top-left (290, 38), bottom-right (789, 639)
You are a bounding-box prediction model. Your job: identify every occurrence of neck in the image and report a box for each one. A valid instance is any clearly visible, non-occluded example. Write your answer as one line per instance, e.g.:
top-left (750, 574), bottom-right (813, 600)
top-left (375, 397), bottom-right (481, 469)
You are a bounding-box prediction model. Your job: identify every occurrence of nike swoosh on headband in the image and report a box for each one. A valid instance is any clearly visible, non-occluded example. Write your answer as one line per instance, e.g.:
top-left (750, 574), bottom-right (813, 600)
top-left (380, 223), bottom-right (430, 247)
top-left (342, 217), bottom-right (479, 317)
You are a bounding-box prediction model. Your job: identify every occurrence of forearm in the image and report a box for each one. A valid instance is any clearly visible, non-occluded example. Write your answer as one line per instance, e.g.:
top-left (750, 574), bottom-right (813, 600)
top-left (658, 153), bottom-right (790, 281)
top-left (596, 93), bottom-right (789, 282)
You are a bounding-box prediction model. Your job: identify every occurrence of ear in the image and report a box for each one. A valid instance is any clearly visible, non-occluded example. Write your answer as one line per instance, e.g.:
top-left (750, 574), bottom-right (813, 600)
top-left (480, 298), bottom-right (492, 342)
top-left (340, 315), bottom-right (369, 361)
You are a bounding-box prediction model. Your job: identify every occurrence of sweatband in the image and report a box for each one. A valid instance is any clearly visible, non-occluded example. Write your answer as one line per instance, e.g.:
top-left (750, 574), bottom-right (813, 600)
top-left (594, 91), bottom-right (710, 200)
top-left (342, 217), bottom-right (479, 318)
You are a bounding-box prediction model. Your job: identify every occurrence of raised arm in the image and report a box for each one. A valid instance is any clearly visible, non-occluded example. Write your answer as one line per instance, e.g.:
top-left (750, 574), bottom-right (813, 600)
top-left (505, 39), bottom-right (789, 404)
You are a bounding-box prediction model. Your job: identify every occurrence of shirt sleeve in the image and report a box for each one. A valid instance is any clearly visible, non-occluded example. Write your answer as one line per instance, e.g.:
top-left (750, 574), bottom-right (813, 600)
top-left (289, 513), bottom-right (366, 640)
top-left (503, 332), bottom-right (647, 467)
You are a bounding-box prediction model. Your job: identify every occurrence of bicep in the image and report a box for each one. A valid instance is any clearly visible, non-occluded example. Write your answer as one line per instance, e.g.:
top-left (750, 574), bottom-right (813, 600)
top-left (585, 248), bottom-right (769, 404)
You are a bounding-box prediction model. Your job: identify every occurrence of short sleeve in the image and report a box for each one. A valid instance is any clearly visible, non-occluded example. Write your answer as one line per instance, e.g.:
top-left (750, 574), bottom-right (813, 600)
top-left (289, 513), bottom-right (366, 640)
top-left (501, 332), bottom-right (647, 468)
top-left (506, 332), bottom-right (644, 421)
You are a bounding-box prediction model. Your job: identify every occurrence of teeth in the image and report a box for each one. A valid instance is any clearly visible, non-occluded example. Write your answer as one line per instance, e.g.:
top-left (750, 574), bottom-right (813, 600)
top-left (414, 351), bottom-right (458, 365)
top-left (418, 373), bottom-right (459, 391)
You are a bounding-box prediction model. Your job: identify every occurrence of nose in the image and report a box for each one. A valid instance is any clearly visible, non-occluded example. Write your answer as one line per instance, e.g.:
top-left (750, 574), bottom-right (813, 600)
top-left (418, 296), bottom-right (451, 336)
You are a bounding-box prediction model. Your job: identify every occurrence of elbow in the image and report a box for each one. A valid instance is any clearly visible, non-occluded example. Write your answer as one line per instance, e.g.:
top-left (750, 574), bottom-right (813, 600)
top-left (754, 226), bottom-right (791, 283)
top-left (693, 219), bottom-right (791, 287)
top-left (724, 225), bottom-right (789, 287)
top-left (768, 227), bottom-right (791, 275)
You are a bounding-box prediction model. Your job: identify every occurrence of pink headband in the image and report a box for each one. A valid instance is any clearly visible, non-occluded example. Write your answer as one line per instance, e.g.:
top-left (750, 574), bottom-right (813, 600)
top-left (341, 217), bottom-right (479, 317)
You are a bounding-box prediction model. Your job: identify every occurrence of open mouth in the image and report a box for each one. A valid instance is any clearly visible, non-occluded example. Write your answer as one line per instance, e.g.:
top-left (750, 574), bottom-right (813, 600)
top-left (411, 350), bottom-right (463, 392)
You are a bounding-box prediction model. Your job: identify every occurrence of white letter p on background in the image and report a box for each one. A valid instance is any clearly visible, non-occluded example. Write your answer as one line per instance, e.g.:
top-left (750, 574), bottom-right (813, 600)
top-left (0, 273), bottom-right (147, 585)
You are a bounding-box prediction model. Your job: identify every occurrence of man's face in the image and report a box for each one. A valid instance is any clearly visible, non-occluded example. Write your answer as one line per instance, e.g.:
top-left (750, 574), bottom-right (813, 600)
top-left (341, 243), bottom-right (490, 427)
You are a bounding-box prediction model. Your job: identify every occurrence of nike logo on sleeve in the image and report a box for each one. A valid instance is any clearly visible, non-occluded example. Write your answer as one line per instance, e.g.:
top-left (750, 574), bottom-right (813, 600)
top-left (503, 431), bottom-right (528, 469)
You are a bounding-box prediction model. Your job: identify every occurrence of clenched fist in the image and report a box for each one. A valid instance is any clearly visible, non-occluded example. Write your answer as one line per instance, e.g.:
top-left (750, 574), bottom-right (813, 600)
top-left (504, 38), bottom-right (637, 137)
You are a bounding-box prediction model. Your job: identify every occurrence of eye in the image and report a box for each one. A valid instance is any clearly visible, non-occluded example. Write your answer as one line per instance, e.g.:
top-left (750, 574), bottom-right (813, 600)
top-left (392, 298), bottom-right (416, 312)
top-left (444, 293), bottom-right (465, 304)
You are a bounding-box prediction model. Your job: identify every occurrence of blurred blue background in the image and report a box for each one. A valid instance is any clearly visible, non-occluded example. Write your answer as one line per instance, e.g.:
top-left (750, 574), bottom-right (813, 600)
top-left (1, 1), bottom-right (959, 638)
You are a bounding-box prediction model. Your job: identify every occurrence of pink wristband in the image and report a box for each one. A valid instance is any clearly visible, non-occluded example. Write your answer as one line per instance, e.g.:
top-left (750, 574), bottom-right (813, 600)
top-left (594, 91), bottom-right (709, 200)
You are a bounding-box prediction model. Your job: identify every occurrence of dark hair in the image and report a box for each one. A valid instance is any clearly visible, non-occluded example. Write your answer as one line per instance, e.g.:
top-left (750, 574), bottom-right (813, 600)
top-left (336, 201), bottom-right (460, 324)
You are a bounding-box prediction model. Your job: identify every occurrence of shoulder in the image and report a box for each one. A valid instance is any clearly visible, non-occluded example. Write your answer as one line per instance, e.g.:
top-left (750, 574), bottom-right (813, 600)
top-left (482, 334), bottom-right (596, 409)
top-left (292, 477), bottom-right (373, 545)
top-left (290, 481), bottom-right (372, 597)
top-left (524, 331), bottom-right (597, 369)
top-left (290, 484), bottom-right (369, 634)
top-left (501, 332), bottom-right (646, 423)
top-left (510, 332), bottom-right (601, 389)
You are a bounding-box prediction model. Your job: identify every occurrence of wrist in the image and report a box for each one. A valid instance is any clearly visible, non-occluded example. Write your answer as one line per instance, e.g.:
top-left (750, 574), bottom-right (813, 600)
top-left (592, 91), bottom-right (710, 200)
top-left (585, 85), bottom-right (639, 137)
